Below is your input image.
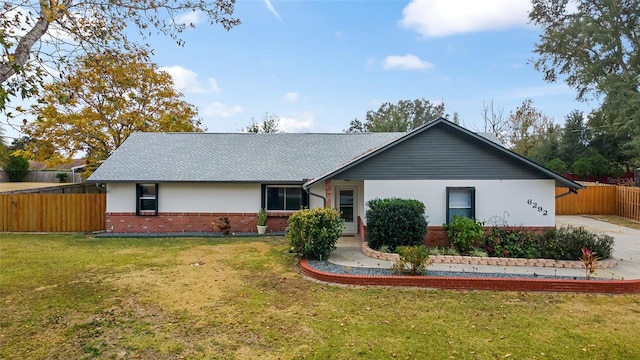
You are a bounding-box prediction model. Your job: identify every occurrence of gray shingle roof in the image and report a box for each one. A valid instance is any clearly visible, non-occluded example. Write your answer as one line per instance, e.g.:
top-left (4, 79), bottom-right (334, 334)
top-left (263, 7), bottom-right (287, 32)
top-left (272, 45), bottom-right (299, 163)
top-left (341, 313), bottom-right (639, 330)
top-left (87, 132), bottom-right (402, 183)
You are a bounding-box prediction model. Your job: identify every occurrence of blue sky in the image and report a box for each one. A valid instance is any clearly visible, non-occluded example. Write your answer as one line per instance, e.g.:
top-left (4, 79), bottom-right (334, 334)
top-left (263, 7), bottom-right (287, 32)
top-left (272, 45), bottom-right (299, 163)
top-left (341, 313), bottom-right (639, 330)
top-left (7, 0), bottom-right (598, 137)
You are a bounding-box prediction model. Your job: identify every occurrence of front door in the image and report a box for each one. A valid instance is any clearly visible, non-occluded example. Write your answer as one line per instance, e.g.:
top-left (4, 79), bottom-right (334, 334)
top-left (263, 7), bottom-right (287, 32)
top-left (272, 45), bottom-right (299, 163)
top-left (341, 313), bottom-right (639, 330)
top-left (336, 187), bottom-right (356, 234)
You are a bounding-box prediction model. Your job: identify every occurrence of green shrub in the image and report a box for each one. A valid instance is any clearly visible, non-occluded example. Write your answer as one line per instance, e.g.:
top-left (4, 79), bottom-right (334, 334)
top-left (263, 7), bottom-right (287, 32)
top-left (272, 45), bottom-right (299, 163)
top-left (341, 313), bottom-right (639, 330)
top-left (257, 208), bottom-right (267, 226)
top-left (538, 225), bottom-right (614, 260)
top-left (444, 216), bottom-right (484, 253)
top-left (484, 227), bottom-right (540, 259)
top-left (545, 157), bottom-right (567, 174)
top-left (392, 245), bottom-right (432, 275)
top-left (287, 208), bottom-right (344, 260)
top-left (5, 155), bottom-right (29, 182)
top-left (366, 198), bottom-right (427, 251)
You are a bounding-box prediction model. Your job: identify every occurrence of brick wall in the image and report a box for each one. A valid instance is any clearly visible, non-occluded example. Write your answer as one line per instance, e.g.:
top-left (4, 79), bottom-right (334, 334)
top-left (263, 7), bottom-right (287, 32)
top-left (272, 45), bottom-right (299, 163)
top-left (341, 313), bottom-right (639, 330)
top-left (105, 212), bottom-right (290, 233)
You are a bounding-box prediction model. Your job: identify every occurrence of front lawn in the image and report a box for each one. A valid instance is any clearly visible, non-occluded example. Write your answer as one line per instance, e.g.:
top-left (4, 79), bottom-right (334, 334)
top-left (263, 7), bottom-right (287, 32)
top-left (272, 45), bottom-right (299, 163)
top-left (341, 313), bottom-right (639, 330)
top-left (1, 234), bottom-right (639, 359)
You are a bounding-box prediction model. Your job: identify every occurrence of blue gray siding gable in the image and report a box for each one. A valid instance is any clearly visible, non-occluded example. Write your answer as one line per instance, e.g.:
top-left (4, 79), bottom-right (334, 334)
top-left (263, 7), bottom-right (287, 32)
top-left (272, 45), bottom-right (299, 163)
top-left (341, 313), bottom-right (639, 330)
top-left (333, 124), bottom-right (546, 180)
top-left (305, 118), bottom-right (583, 190)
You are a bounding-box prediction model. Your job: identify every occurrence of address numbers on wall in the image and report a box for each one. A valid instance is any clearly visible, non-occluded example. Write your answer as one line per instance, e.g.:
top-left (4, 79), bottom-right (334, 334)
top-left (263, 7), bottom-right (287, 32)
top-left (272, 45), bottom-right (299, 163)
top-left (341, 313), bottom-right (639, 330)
top-left (527, 199), bottom-right (548, 216)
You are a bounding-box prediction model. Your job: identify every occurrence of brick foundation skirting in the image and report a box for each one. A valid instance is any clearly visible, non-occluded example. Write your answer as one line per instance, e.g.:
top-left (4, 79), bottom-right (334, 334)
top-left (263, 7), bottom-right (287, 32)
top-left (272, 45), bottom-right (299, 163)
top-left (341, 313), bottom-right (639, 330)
top-left (105, 212), bottom-right (290, 233)
top-left (299, 260), bottom-right (640, 294)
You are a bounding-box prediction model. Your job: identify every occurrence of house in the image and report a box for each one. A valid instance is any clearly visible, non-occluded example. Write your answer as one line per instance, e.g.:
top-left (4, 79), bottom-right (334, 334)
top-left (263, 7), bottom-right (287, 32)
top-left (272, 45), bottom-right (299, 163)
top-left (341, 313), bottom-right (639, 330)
top-left (87, 118), bottom-right (583, 244)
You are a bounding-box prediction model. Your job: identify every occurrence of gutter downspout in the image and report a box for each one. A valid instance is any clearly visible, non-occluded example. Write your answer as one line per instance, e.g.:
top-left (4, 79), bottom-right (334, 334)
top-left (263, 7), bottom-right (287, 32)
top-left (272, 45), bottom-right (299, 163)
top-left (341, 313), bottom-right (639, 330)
top-left (303, 181), bottom-right (326, 207)
top-left (555, 188), bottom-right (579, 199)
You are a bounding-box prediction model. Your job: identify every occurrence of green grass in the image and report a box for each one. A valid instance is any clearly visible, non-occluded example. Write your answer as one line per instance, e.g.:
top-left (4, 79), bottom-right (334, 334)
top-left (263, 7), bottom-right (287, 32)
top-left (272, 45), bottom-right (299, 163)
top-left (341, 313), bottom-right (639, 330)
top-left (1, 233), bottom-right (640, 359)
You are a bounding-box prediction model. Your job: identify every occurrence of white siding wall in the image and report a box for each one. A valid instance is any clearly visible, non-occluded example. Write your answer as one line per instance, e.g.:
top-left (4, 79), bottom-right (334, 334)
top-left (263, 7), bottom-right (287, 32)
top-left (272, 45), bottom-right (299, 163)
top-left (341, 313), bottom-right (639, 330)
top-left (364, 179), bottom-right (555, 227)
top-left (106, 183), bottom-right (136, 212)
top-left (106, 183), bottom-right (261, 213)
top-left (308, 182), bottom-right (326, 209)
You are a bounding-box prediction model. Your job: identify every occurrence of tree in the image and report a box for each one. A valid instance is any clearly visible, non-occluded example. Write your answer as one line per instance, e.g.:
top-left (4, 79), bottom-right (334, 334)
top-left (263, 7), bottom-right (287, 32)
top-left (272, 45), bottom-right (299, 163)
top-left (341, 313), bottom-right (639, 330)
top-left (1, 0), bottom-right (240, 111)
top-left (559, 110), bottom-right (590, 166)
top-left (345, 98), bottom-right (445, 133)
top-left (19, 51), bottom-right (203, 174)
top-left (506, 99), bottom-right (552, 157)
top-left (242, 113), bottom-right (281, 133)
top-left (482, 99), bottom-right (508, 144)
top-left (5, 154), bottom-right (29, 181)
top-left (546, 157), bottom-right (568, 174)
top-left (529, 0), bottom-right (640, 167)
top-left (527, 124), bottom-right (562, 165)
top-left (571, 152), bottom-right (610, 178)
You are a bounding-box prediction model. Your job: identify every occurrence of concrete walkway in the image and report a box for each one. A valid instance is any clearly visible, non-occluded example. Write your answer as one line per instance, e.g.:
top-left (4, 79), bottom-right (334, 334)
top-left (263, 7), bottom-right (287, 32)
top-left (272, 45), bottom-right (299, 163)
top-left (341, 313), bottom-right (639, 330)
top-left (329, 216), bottom-right (640, 280)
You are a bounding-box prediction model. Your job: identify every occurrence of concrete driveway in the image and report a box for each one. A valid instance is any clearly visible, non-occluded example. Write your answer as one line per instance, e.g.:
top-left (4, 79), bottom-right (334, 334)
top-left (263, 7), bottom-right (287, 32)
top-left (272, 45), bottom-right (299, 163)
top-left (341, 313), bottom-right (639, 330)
top-left (556, 216), bottom-right (640, 280)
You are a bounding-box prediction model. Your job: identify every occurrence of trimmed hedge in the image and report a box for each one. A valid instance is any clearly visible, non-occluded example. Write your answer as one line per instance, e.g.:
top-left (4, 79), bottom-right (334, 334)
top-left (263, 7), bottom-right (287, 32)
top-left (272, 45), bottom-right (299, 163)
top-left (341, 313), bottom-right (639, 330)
top-left (366, 198), bottom-right (427, 251)
top-left (287, 208), bottom-right (344, 260)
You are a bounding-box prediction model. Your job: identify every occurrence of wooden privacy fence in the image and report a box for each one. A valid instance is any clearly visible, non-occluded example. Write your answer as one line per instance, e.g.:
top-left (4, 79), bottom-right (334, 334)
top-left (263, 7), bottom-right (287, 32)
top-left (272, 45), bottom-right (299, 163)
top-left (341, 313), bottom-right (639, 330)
top-left (0, 194), bottom-right (106, 232)
top-left (556, 184), bottom-right (640, 222)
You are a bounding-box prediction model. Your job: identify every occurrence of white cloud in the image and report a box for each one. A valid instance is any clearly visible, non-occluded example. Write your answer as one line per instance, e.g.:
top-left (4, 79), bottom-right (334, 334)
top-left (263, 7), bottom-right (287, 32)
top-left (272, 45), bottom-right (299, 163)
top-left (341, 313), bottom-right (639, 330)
top-left (383, 54), bottom-right (434, 70)
top-left (279, 112), bottom-right (315, 132)
top-left (264, 0), bottom-right (283, 21)
top-left (160, 66), bottom-right (220, 93)
top-left (283, 92), bottom-right (299, 103)
top-left (175, 11), bottom-right (202, 26)
top-left (400, 0), bottom-right (531, 37)
top-left (205, 102), bottom-right (243, 117)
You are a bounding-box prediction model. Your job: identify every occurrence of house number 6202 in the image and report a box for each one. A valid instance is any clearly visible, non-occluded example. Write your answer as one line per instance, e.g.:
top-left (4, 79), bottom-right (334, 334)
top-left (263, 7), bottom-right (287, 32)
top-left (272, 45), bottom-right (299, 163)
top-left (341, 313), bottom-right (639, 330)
top-left (527, 199), bottom-right (548, 216)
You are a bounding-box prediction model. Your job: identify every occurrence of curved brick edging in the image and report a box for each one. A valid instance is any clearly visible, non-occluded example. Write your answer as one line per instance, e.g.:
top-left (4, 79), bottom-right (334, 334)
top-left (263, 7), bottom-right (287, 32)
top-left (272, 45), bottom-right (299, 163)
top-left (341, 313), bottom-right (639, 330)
top-left (361, 242), bottom-right (617, 269)
top-left (299, 260), bottom-right (640, 294)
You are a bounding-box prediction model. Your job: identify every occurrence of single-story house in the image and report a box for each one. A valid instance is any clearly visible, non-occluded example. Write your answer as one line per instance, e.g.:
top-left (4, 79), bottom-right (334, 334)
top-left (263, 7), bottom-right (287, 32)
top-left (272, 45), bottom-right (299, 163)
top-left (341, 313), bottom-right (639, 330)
top-left (87, 118), bottom-right (583, 244)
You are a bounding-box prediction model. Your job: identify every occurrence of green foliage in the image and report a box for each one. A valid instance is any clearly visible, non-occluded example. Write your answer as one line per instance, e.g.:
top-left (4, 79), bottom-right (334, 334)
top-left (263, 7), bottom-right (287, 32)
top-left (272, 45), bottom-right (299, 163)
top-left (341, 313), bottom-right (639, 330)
top-left (243, 113), bottom-right (281, 133)
top-left (444, 215), bottom-right (484, 253)
top-left (538, 225), bottom-right (614, 261)
top-left (5, 154), bottom-right (29, 182)
top-left (287, 208), bottom-right (344, 260)
top-left (469, 248), bottom-right (489, 258)
top-left (392, 245), bottom-right (432, 275)
top-left (20, 51), bottom-right (203, 177)
top-left (560, 110), bottom-right (589, 165)
top-left (55, 172), bottom-right (68, 183)
top-left (366, 198), bottom-right (428, 251)
top-left (545, 157), bottom-right (567, 174)
top-left (507, 99), bottom-right (553, 157)
top-left (529, 0), bottom-right (640, 169)
top-left (571, 152), bottom-right (610, 178)
top-left (345, 98), bottom-right (445, 132)
top-left (257, 208), bottom-right (268, 226)
top-left (484, 227), bottom-right (540, 259)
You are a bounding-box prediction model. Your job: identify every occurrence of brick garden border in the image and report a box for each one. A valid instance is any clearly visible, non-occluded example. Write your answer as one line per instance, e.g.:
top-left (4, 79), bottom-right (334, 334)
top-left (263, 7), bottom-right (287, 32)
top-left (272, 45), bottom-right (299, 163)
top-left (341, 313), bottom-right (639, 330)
top-left (299, 260), bottom-right (640, 294)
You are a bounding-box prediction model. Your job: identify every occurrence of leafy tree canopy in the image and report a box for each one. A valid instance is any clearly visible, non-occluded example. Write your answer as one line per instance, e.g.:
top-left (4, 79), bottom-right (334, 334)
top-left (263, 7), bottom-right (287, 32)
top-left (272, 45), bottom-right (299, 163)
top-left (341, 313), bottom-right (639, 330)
top-left (507, 98), bottom-right (552, 157)
top-left (530, 0), bottom-right (640, 167)
top-left (5, 154), bottom-right (29, 181)
top-left (1, 0), bottom-right (240, 111)
top-left (18, 51), bottom-right (203, 175)
top-left (345, 98), bottom-right (445, 132)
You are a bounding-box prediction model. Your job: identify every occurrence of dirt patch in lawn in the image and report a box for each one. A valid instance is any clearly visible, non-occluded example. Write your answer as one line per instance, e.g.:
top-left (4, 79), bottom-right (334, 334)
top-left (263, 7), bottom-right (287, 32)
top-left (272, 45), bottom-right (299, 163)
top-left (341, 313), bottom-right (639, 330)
top-left (113, 242), bottom-right (271, 313)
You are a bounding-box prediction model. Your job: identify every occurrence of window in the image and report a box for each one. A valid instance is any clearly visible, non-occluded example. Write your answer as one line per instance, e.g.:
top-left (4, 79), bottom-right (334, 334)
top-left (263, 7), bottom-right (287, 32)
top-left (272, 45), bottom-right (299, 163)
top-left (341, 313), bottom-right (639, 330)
top-left (446, 187), bottom-right (475, 223)
top-left (136, 183), bottom-right (158, 215)
top-left (264, 186), bottom-right (306, 211)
